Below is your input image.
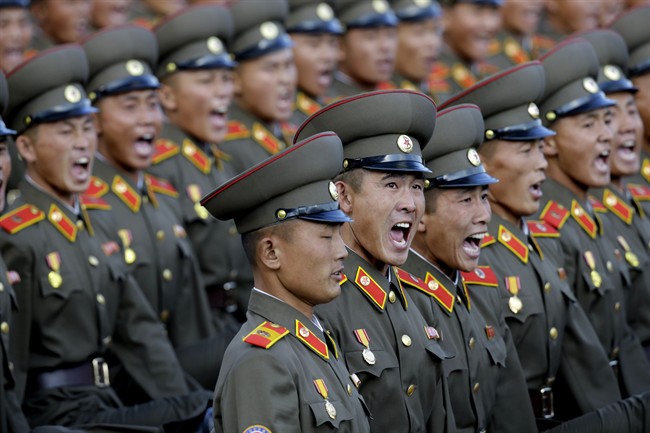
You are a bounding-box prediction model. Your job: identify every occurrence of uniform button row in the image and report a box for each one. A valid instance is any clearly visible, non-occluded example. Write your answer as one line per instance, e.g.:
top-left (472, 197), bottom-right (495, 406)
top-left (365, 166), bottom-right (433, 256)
top-left (389, 291), bottom-right (397, 303)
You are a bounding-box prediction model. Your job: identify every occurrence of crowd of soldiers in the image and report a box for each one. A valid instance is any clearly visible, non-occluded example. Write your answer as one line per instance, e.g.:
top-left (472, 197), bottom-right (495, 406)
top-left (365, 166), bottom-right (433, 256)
top-left (1, 0), bottom-right (650, 432)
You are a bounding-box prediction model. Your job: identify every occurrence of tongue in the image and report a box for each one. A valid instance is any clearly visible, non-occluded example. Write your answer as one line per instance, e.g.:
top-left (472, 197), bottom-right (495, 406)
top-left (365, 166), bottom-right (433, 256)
top-left (390, 227), bottom-right (406, 243)
top-left (134, 141), bottom-right (152, 158)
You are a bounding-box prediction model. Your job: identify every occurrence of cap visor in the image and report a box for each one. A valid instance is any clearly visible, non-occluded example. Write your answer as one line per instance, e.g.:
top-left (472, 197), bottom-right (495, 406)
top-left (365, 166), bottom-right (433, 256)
top-left (300, 209), bottom-right (352, 224)
top-left (436, 172), bottom-right (499, 188)
top-left (499, 124), bottom-right (556, 141)
top-left (363, 161), bottom-right (432, 174)
top-left (565, 93), bottom-right (616, 117)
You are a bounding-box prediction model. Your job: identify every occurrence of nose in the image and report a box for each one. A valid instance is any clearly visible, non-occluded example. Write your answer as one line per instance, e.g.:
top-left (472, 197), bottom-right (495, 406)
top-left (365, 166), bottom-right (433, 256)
top-left (398, 187), bottom-right (418, 213)
top-left (333, 229), bottom-right (348, 261)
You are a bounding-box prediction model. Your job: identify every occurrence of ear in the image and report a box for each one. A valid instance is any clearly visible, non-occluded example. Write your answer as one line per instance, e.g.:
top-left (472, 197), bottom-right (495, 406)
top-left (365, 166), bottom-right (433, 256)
top-left (257, 235), bottom-right (282, 271)
top-left (233, 67), bottom-right (244, 97)
top-left (158, 83), bottom-right (177, 112)
top-left (338, 36), bottom-right (348, 64)
top-left (336, 181), bottom-right (353, 215)
top-left (92, 111), bottom-right (103, 136)
top-left (417, 212), bottom-right (428, 234)
top-left (542, 136), bottom-right (558, 157)
top-left (15, 133), bottom-right (37, 165)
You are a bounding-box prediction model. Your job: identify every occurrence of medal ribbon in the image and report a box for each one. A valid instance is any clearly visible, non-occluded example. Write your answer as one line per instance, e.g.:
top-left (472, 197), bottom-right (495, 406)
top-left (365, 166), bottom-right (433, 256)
top-left (46, 252), bottom-right (61, 272)
top-left (583, 251), bottom-right (596, 271)
top-left (354, 328), bottom-right (370, 349)
top-left (313, 379), bottom-right (329, 400)
top-left (505, 276), bottom-right (520, 296)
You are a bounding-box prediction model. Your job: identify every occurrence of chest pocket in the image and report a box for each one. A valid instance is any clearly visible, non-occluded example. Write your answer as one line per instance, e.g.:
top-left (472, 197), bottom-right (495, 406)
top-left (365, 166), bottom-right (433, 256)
top-left (484, 335), bottom-right (506, 367)
top-left (503, 288), bottom-right (545, 324)
top-left (39, 269), bottom-right (82, 300)
top-left (345, 348), bottom-right (398, 378)
top-left (309, 399), bottom-right (354, 429)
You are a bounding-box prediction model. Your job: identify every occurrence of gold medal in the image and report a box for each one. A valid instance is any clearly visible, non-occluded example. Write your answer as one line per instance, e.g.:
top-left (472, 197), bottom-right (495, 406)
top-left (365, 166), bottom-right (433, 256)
top-left (194, 202), bottom-right (209, 219)
top-left (625, 251), bottom-right (639, 268)
top-left (325, 400), bottom-right (337, 419)
top-left (124, 248), bottom-right (136, 265)
top-left (590, 270), bottom-right (602, 288)
top-left (362, 348), bottom-right (376, 365)
top-left (508, 295), bottom-right (523, 314)
top-left (48, 271), bottom-right (62, 289)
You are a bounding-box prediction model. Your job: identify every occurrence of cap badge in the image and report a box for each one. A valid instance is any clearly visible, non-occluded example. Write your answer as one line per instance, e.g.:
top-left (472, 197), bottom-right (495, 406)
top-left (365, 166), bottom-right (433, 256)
top-left (467, 148), bottom-right (481, 167)
top-left (64, 85), bottom-right (81, 103)
top-left (125, 60), bottom-right (144, 76)
top-left (260, 21), bottom-right (279, 40)
top-left (328, 181), bottom-right (339, 200)
top-left (603, 65), bottom-right (621, 81)
top-left (527, 102), bottom-right (540, 119)
top-left (207, 36), bottom-right (223, 54)
top-left (397, 135), bottom-right (414, 153)
top-left (373, 0), bottom-right (388, 13)
top-left (583, 77), bottom-right (599, 94)
top-left (414, 0), bottom-right (432, 6)
top-left (317, 3), bottom-right (334, 20)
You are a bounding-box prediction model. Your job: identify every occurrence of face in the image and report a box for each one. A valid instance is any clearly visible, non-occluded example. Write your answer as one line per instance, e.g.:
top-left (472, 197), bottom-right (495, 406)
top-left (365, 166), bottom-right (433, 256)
top-left (480, 139), bottom-right (548, 224)
top-left (632, 73), bottom-right (650, 147)
top-left (234, 48), bottom-right (297, 122)
top-left (339, 26), bottom-right (397, 88)
top-left (32, 0), bottom-right (91, 44)
top-left (0, 136), bottom-right (11, 212)
top-left (0, 7), bottom-right (33, 72)
top-left (338, 170), bottom-right (425, 273)
top-left (546, 0), bottom-right (601, 33)
top-left (142, 0), bottom-right (184, 15)
top-left (17, 116), bottom-right (97, 205)
top-left (599, 0), bottom-right (625, 27)
top-left (544, 108), bottom-right (613, 196)
top-left (161, 69), bottom-right (234, 144)
top-left (443, 3), bottom-right (502, 63)
top-left (291, 33), bottom-right (339, 99)
top-left (396, 17), bottom-right (443, 83)
top-left (501, 0), bottom-right (544, 35)
top-left (90, 0), bottom-right (131, 30)
top-left (607, 92), bottom-right (643, 179)
top-left (96, 90), bottom-right (162, 174)
top-left (271, 220), bottom-right (348, 316)
top-left (418, 187), bottom-right (490, 275)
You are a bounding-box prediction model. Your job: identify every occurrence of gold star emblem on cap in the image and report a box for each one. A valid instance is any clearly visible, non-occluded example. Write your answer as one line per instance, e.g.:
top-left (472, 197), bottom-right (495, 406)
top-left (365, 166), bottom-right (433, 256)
top-left (328, 181), bottom-right (339, 200)
top-left (373, 0), bottom-right (388, 13)
top-left (207, 36), bottom-right (223, 54)
top-left (527, 102), bottom-right (540, 119)
top-left (260, 21), bottom-right (279, 40)
top-left (317, 3), bottom-right (334, 20)
top-left (125, 59), bottom-right (144, 76)
top-left (603, 65), bottom-right (621, 81)
top-left (64, 85), bottom-right (81, 103)
top-left (467, 148), bottom-right (481, 166)
top-left (397, 135), bottom-right (414, 153)
top-left (583, 77), bottom-right (599, 94)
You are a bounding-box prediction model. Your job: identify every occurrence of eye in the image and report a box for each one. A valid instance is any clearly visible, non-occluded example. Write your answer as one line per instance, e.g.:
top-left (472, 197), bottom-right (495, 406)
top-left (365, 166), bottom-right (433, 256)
top-left (386, 182), bottom-right (398, 189)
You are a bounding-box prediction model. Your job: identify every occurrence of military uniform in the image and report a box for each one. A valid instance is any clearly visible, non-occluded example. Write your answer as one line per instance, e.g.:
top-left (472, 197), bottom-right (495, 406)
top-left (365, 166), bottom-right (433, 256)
top-left (428, 48), bottom-right (498, 102)
top-left (625, 151), bottom-right (650, 217)
top-left (486, 30), bottom-right (556, 70)
top-left (291, 90), bottom-right (323, 126)
top-left (203, 130), bottom-right (371, 432)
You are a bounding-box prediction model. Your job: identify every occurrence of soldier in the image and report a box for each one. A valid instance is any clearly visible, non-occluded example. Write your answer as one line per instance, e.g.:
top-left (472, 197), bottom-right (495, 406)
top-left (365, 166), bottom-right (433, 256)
top-left (205, 132), bottom-right (371, 433)
top-left (286, 0), bottom-right (342, 125)
top-left (0, 0), bottom-right (33, 73)
top-left (221, 0), bottom-right (298, 173)
top-left (535, 37), bottom-right (650, 398)
top-left (599, 0), bottom-right (625, 26)
top-left (611, 6), bottom-right (650, 214)
top-left (1, 45), bottom-right (211, 431)
top-left (537, 0), bottom-right (600, 43)
top-left (390, 0), bottom-right (446, 102)
top-left (128, 0), bottom-right (184, 29)
top-left (294, 90), bottom-right (455, 433)
top-left (82, 24), bottom-right (226, 390)
top-left (29, 0), bottom-right (91, 50)
top-left (327, 0), bottom-right (398, 99)
top-left (428, 0), bottom-right (501, 101)
top-left (400, 103), bottom-right (537, 432)
top-left (89, 0), bottom-right (132, 31)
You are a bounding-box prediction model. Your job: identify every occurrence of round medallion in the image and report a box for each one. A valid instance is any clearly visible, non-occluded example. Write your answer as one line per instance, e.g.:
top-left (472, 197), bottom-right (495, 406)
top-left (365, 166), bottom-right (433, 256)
top-left (474, 268), bottom-right (485, 279)
top-left (124, 248), bottom-right (137, 264)
top-left (360, 275), bottom-right (371, 286)
top-left (625, 251), bottom-right (639, 268)
top-left (373, 0), bottom-right (388, 13)
top-left (508, 295), bottom-right (523, 314)
top-left (527, 102), bottom-right (540, 119)
top-left (546, 111), bottom-right (557, 122)
top-left (397, 134), bottom-right (414, 153)
top-left (573, 207), bottom-right (583, 217)
top-left (166, 63), bottom-right (177, 73)
top-left (428, 280), bottom-right (439, 291)
top-left (48, 271), bottom-right (62, 289)
top-left (115, 183), bottom-right (127, 194)
top-left (362, 348), bottom-right (376, 365)
top-left (125, 59), bottom-right (144, 76)
top-left (467, 148), bottom-right (481, 167)
top-left (316, 2), bottom-right (334, 20)
top-left (50, 211), bottom-right (62, 222)
top-left (603, 64), bottom-right (621, 81)
top-left (260, 21), bottom-right (279, 40)
top-left (328, 181), bottom-right (339, 200)
top-left (64, 85), bottom-right (81, 103)
top-left (605, 196), bottom-right (617, 206)
top-left (325, 400), bottom-right (337, 419)
top-left (500, 231), bottom-right (511, 242)
top-left (590, 270), bottom-right (602, 288)
top-left (583, 77), bottom-right (599, 94)
top-left (206, 36), bottom-right (223, 54)
top-left (485, 130), bottom-right (496, 140)
top-left (299, 326), bottom-right (310, 338)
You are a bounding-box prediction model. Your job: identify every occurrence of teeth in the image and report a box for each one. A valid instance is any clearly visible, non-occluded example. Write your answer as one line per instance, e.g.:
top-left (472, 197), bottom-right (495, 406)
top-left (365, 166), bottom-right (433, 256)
top-left (600, 150), bottom-right (610, 157)
top-left (395, 222), bottom-right (411, 229)
top-left (142, 133), bottom-right (153, 141)
top-left (215, 106), bottom-right (227, 115)
top-left (468, 233), bottom-right (486, 240)
top-left (76, 157), bottom-right (89, 165)
top-left (621, 140), bottom-right (635, 149)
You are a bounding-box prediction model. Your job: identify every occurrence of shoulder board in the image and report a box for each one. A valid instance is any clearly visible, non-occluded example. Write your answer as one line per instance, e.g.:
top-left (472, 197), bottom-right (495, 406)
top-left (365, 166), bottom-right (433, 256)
top-left (602, 189), bottom-right (633, 225)
top-left (627, 183), bottom-right (650, 201)
top-left (0, 204), bottom-right (45, 234)
top-left (641, 158), bottom-right (650, 183)
top-left (145, 174), bottom-right (178, 198)
top-left (395, 267), bottom-right (427, 291)
top-left (527, 220), bottom-right (559, 237)
top-left (225, 120), bottom-right (250, 141)
top-left (497, 225), bottom-right (528, 264)
top-left (296, 92), bottom-right (321, 116)
top-left (354, 266), bottom-right (387, 310)
top-left (181, 139), bottom-right (211, 174)
top-left (488, 38), bottom-right (501, 56)
top-left (480, 233), bottom-right (496, 248)
top-left (540, 201), bottom-right (570, 230)
top-left (588, 195), bottom-right (607, 213)
top-left (461, 266), bottom-right (498, 287)
top-left (85, 176), bottom-right (109, 198)
top-left (80, 195), bottom-right (111, 210)
top-left (397, 267), bottom-right (454, 313)
top-left (252, 123), bottom-right (285, 155)
top-left (242, 321), bottom-right (289, 349)
top-left (280, 121), bottom-right (297, 142)
top-left (151, 139), bottom-right (180, 165)
top-left (570, 200), bottom-right (597, 239)
top-left (339, 273), bottom-right (348, 285)
top-left (452, 63), bottom-right (477, 88)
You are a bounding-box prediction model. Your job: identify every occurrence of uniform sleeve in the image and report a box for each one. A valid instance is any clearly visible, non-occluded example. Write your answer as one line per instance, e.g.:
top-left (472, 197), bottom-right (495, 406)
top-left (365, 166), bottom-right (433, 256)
top-left (214, 350), bottom-right (302, 433)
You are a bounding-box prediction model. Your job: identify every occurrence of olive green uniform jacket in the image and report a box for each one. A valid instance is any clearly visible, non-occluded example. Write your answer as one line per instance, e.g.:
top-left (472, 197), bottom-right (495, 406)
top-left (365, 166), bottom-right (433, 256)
top-left (214, 289), bottom-right (371, 433)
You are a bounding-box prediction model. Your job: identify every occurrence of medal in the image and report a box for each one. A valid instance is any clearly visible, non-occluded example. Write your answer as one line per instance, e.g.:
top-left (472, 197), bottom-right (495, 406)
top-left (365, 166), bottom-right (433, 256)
top-left (354, 329), bottom-right (374, 365)
top-left (590, 270), bottom-right (602, 288)
top-left (617, 236), bottom-right (639, 268)
top-left (325, 400), bottom-right (337, 419)
top-left (194, 202), bottom-right (209, 219)
top-left (188, 185), bottom-right (209, 219)
top-left (118, 229), bottom-right (137, 265)
top-left (124, 248), bottom-right (137, 265)
top-left (584, 251), bottom-right (602, 288)
top-left (48, 270), bottom-right (62, 288)
top-left (46, 252), bottom-right (63, 289)
top-left (505, 276), bottom-right (523, 314)
top-left (362, 348), bottom-right (376, 365)
top-left (508, 296), bottom-right (523, 314)
top-left (314, 379), bottom-right (336, 419)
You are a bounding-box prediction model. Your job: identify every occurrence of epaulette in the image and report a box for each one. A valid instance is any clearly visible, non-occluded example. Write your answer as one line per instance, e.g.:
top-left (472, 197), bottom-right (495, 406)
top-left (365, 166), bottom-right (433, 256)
top-left (151, 139), bottom-right (180, 165)
top-left (480, 233), bottom-right (496, 248)
top-left (280, 121), bottom-right (297, 144)
top-left (296, 92), bottom-right (321, 117)
top-left (339, 273), bottom-right (348, 285)
top-left (527, 220), bottom-right (559, 238)
top-left (427, 63), bottom-right (451, 93)
top-left (397, 267), bottom-right (454, 313)
top-left (588, 195), bottom-right (607, 213)
top-left (182, 139), bottom-right (211, 174)
top-left (80, 195), bottom-right (111, 210)
top-left (85, 176), bottom-right (109, 198)
top-left (145, 174), bottom-right (178, 198)
top-left (503, 38), bottom-right (530, 64)
top-left (628, 183), bottom-right (650, 201)
top-left (112, 175), bottom-right (141, 212)
top-left (570, 200), bottom-right (597, 239)
top-left (395, 267), bottom-right (427, 291)
top-left (641, 158), bottom-right (650, 183)
top-left (0, 204), bottom-right (45, 234)
top-left (540, 201), bottom-right (570, 230)
top-left (602, 189), bottom-right (633, 225)
top-left (243, 321), bottom-right (289, 349)
top-left (252, 123), bottom-right (285, 155)
top-left (48, 204), bottom-right (77, 242)
top-left (497, 225), bottom-right (528, 263)
top-left (295, 320), bottom-right (329, 359)
top-left (225, 120), bottom-right (250, 141)
top-left (353, 266), bottom-right (387, 310)
top-left (461, 266), bottom-right (498, 287)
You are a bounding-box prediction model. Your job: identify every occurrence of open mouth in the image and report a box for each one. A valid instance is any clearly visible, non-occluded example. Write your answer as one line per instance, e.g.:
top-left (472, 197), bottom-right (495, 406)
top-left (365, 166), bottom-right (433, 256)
top-left (463, 232), bottom-right (486, 258)
top-left (209, 106), bottom-right (228, 128)
top-left (389, 222), bottom-right (412, 248)
top-left (72, 156), bottom-right (91, 182)
top-left (332, 266), bottom-right (345, 282)
top-left (277, 89), bottom-right (293, 111)
top-left (616, 139), bottom-right (637, 162)
top-left (317, 67), bottom-right (335, 89)
top-left (134, 133), bottom-right (154, 158)
top-left (530, 179), bottom-right (544, 199)
top-left (595, 149), bottom-right (610, 173)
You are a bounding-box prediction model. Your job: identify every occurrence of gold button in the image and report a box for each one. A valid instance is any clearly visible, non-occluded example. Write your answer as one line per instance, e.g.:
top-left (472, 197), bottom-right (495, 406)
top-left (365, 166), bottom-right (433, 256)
top-left (0, 282), bottom-right (4, 292)
top-left (76, 220), bottom-right (84, 229)
top-left (103, 336), bottom-right (112, 345)
top-left (0, 322), bottom-right (9, 334)
top-left (406, 384), bottom-right (416, 396)
top-left (549, 327), bottom-right (558, 340)
top-left (528, 244), bottom-right (534, 252)
top-left (614, 302), bottom-right (621, 312)
top-left (162, 269), bottom-right (173, 281)
top-left (160, 309), bottom-right (170, 322)
top-left (228, 225), bottom-right (238, 236)
top-left (611, 347), bottom-right (620, 358)
top-left (156, 230), bottom-right (165, 240)
top-left (401, 335), bottom-right (412, 347)
top-left (473, 382), bottom-right (480, 393)
top-left (88, 255), bottom-right (99, 267)
top-left (96, 294), bottom-right (106, 305)
top-left (347, 384), bottom-right (352, 396)
top-left (468, 337), bottom-right (476, 350)
top-left (544, 282), bottom-right (551, 293)
top-left (389, 291), bottom-right (397, 303)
